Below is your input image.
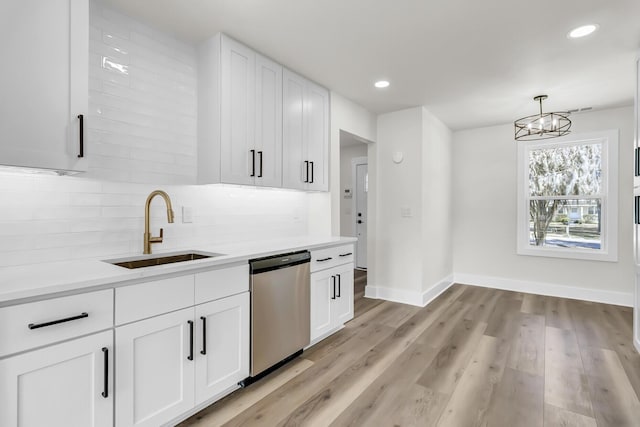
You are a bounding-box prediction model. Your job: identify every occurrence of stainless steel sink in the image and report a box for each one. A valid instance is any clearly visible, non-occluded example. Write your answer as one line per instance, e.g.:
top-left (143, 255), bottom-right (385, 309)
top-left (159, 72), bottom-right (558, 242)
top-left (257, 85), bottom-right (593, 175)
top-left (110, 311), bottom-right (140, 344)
top-left (104, 251), bottom-right (224, 269)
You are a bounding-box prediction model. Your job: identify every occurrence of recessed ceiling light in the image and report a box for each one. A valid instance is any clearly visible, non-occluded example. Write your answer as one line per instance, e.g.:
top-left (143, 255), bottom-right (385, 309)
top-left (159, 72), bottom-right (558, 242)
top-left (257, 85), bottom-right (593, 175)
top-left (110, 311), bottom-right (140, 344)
top-left (374, 80), bottom-right (390, 88)
top-left (568, 24), bottom-right (599, 39)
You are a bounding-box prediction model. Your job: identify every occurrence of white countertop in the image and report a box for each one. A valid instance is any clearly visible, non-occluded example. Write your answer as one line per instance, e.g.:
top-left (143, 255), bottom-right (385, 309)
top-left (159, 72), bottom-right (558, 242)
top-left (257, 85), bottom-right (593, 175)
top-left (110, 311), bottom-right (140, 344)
top-left (0, 236), bottom-right (356, 306)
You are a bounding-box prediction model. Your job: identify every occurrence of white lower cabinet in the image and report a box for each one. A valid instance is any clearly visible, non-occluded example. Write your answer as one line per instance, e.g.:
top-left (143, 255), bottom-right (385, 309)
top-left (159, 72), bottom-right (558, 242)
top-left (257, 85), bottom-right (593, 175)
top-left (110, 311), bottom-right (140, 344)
top-left (116, 293), bottom-right (250, 427)
top-left (0, 330), bottom-right (113, 427)
top-left (116, 308), bottom-right (195, 427)
top-left (310, 262), bottom-right (354, 342)
top-left (195, 293), bottom-right (250, 405)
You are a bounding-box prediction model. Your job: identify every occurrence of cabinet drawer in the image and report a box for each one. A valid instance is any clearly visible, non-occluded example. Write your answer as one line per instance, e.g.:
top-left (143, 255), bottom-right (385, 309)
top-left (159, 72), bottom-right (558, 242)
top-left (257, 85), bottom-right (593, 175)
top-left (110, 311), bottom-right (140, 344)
top-left (195, 264), bottom-right (249, 304)
top-left (115, 275), bottom-right (194, 325)
top-left (0, 289), bottom-right (113, 357)
top-left (310, 244), bottom-right (354, 272)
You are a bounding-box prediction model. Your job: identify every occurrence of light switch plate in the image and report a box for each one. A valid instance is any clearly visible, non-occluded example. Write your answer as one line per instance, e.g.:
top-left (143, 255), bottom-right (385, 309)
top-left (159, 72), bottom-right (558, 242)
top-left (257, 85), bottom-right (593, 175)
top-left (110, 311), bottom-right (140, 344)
top-left (182, 206), bottom-right (193, 223)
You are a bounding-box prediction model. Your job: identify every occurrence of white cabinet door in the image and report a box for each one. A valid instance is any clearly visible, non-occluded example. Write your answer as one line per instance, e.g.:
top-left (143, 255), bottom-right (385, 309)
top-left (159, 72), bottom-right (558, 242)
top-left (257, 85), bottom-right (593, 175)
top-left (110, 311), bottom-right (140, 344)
top-left (333, 263), bottom-right (354, 326)
top-left (305, 81), bottom-right (330, 191)
top-left (283, 68), bottom-right (307, 190)
top-left (310, 269), bottom-right (335, 341)
top-left (0, 0), bottom-right (88, 173)
top-left (220, 34), bottom-right (255, 185)
top-left (194, 292), bottom-right (249, 405)
top-left (116, 308), bottom-right (195, 427)
top-left (282, 68), bottom-right (330, 191)
top-left (0, 331), bottom-right (112, 427)
top-left (255, 54), bottom-right (283, 188)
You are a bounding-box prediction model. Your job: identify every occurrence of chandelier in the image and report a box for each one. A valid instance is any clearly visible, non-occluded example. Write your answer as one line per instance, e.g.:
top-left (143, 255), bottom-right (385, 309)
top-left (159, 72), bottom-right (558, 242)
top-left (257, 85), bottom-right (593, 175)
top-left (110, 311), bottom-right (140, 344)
top-left (514, 95), bottom-right (571, 141)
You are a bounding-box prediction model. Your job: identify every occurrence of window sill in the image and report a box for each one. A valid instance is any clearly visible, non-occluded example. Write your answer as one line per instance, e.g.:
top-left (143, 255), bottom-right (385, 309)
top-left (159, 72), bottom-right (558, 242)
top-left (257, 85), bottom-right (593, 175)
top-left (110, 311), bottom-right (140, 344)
top-left (517, 246), bottom-right (617, 262)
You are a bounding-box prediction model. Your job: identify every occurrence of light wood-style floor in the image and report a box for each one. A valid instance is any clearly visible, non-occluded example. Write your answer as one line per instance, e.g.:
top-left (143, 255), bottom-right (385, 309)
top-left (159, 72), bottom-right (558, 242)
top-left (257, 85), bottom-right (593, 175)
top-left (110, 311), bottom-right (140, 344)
top-left (179, 272), bottom-right (640, 426)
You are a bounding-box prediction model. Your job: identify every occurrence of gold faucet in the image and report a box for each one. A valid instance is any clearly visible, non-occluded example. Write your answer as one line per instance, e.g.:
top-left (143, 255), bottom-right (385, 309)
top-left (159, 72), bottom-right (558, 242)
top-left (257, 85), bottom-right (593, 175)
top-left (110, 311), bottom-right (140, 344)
top-left (144, 190), bottom-right (175, 254)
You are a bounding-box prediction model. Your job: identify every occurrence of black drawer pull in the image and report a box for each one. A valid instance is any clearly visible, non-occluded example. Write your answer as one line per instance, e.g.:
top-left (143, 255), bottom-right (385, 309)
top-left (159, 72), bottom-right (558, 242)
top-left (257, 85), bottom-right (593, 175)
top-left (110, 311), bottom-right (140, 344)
top-left (28, 312), bottom-right (88, 330)
top-left (317, 257), bottom-right (333, 262)
top-left (258, 151), bottom-right (263, 178)
top-left (77, 114), bottom-right (84, 158)
top-left (304, 161), bottom-right (309, 183)
top-left (310, 161), bottom-right (314, 184)
top-left (187, 320), bottom-right (194, 361)
top-left (635, 148), bottom-right (640, 177)
top-left (339, 252), bottom-right (353, 257)
top-left (331, 276), bottom-right (336, 300)
top-left (635, 196), bottom-right (640, 225)
top-left (250, 150), bottom-right (256, 177)
top-left (336, 274), bottom-right (341, 298)
top-left (101, 347), bottom-right (109, 398)
top-left (200, 316), bottom-right (207, 355)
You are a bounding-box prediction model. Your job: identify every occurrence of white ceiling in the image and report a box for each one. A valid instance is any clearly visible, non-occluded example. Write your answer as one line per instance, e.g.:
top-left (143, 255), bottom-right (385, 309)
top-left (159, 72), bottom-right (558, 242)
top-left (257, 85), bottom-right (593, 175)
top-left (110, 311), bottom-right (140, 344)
top-left (102, 0), bottom-right (640, 131)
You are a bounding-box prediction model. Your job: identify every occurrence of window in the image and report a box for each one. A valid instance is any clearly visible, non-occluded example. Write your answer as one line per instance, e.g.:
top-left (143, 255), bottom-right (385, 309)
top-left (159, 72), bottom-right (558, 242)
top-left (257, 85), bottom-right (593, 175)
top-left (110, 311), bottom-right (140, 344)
top-left (517, 130), bottom-right (618, 261)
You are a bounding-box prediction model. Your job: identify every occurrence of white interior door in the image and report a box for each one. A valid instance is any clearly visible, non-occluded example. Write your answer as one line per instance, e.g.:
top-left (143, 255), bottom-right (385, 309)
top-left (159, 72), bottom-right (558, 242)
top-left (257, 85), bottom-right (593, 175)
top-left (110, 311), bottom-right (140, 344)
top-left (355, 163), bottom-right (368, 269)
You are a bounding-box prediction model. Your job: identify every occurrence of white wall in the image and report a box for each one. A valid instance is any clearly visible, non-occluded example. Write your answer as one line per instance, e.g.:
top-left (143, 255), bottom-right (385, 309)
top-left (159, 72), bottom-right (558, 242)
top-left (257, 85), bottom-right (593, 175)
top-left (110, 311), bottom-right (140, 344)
top-left (339, 143), bottom-right (368, 236)
top-left (421, 110), bottom-right (453, 293)
top-left (88, 0), bottom-right (197, 184)
top-left (368, 107), bottom-right (453, 304)
top-left (452, 105), bottom-right (634, 303)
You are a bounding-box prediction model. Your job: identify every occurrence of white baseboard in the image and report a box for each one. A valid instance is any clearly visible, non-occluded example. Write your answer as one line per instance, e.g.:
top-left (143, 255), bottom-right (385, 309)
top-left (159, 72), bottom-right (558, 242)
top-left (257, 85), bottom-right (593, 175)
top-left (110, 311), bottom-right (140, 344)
top-left (454, 273), bottom-right (633, 307)
top-left (365, 274), bottom-right (455, 307)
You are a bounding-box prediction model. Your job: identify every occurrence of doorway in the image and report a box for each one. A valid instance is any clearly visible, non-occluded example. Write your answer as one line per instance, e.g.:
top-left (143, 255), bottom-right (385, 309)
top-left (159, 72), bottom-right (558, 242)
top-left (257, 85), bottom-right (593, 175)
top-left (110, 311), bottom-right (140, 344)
top-left (339, 130), bottom-right (371, 271)
top-left (352, 158), bottom-right (367, 269)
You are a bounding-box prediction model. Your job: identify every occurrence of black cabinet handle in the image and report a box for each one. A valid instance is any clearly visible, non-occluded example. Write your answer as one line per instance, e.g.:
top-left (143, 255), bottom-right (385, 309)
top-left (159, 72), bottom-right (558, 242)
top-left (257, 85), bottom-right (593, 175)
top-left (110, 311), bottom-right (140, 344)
top-left (250, 150), bottom-right (256, 177)
top-left (28, 312), bottom-right (88, 330)
top-left (310, 161), bottom-right (314, 183)
top-left (77, 114), bottom-right (84, 158)
top-left (101, 347), bottom-right (109, 398)
top-left (336, 274), bottom-right (341, 298)
top-left (636, 148), bottom-right (640, 177)
top-left (258, 151), bottom-right (263, 178)
top-left (187, 320), bottom-right (194, 361)
top-left (635, 196), bottom-right (640, 225)
top-left (331, 276), bottom-right (336, 300)
top-left (317, 257), bottom-right (333, 262)
top-left (304, 161), bottom-right (309, 183)
top-left (339, 252), bottom-right (352, 257)
top-left (200, 316), bottom-right (207, 355)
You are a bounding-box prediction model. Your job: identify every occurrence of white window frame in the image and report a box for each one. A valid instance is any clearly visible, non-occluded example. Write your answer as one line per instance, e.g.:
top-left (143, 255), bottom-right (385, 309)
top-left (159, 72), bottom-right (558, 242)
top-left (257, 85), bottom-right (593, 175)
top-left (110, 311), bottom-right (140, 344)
top-left (517, 129), bottom-right (618, 262)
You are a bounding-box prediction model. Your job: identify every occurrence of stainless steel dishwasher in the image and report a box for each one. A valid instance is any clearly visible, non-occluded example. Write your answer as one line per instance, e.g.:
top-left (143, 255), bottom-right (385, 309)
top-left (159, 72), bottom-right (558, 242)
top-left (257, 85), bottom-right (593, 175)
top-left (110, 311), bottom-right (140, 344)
top-left (248, 251), bottom-right (310, 381)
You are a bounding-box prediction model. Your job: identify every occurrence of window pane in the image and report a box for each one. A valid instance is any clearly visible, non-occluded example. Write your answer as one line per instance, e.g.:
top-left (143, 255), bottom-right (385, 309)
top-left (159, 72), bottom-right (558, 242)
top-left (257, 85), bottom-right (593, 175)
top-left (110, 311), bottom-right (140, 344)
top-left (528, 199), bottom-right (601, 249)
top-left (529, 143), bottom-right (602, 197)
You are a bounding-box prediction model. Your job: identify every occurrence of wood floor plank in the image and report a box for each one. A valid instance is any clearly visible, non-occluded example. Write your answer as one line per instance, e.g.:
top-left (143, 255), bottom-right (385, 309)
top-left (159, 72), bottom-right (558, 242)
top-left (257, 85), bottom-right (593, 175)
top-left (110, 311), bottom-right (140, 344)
top-left (544, 404), bottom-right (597, 427)
top-left (567, 299), bottom-right (612, 350)
top-left (544, 296), bottom-right (574, 330)
top-left (482, 367), bottom-right (544, 427)
top-left (368, 383), bottom-right (450, 427)
top-left (545, 326), bottom-right (593, 417)
top-left (461, 287), bottom-right (503, 323)
top-left (178, 357), bottom-right (314, 427)
top-left (581, 347), bottom-right (640, 427)
top-left (484, 294), bottom-right (525, 339)
top-left (329, 341), bottom-right (440, 427)
top-left (522, 293), bottom-right (547, 316)
top-left (436, 335), bottom-right (511, 427)
top-left (507, 313), bottom-right (545, 376)
top-left (416, 318), bottom-right (487, 394)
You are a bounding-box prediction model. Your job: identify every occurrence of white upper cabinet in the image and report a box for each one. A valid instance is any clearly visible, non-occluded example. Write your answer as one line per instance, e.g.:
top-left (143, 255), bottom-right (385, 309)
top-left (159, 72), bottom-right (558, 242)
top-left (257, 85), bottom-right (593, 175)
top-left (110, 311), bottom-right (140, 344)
top-left (0, 0), bottom-right (88, 173)
top-left (198, 33), bottom-right (283, 187)
top-left (255, 54), bottom-right (283, 187)
top-left (283, 68), bottom-right (329, 191)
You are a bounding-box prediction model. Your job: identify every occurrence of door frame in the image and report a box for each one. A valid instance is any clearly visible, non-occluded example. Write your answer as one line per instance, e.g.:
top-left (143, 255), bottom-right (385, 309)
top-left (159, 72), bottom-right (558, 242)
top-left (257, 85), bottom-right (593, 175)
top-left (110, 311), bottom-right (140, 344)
top-left (351, 156), bottom-right (368, 270)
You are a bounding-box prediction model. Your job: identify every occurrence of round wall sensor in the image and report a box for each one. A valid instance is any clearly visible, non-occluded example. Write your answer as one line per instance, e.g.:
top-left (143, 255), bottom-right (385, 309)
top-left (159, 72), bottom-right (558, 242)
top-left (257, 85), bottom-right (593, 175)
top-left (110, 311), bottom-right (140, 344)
top-left (392, 152), bottom-right (404, 164)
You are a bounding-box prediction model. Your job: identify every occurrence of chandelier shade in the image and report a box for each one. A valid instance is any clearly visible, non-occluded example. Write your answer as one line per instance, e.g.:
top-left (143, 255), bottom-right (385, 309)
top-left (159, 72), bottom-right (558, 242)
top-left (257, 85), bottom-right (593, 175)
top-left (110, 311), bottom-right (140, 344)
top-left (514, 95), bottom-right (571, 141)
